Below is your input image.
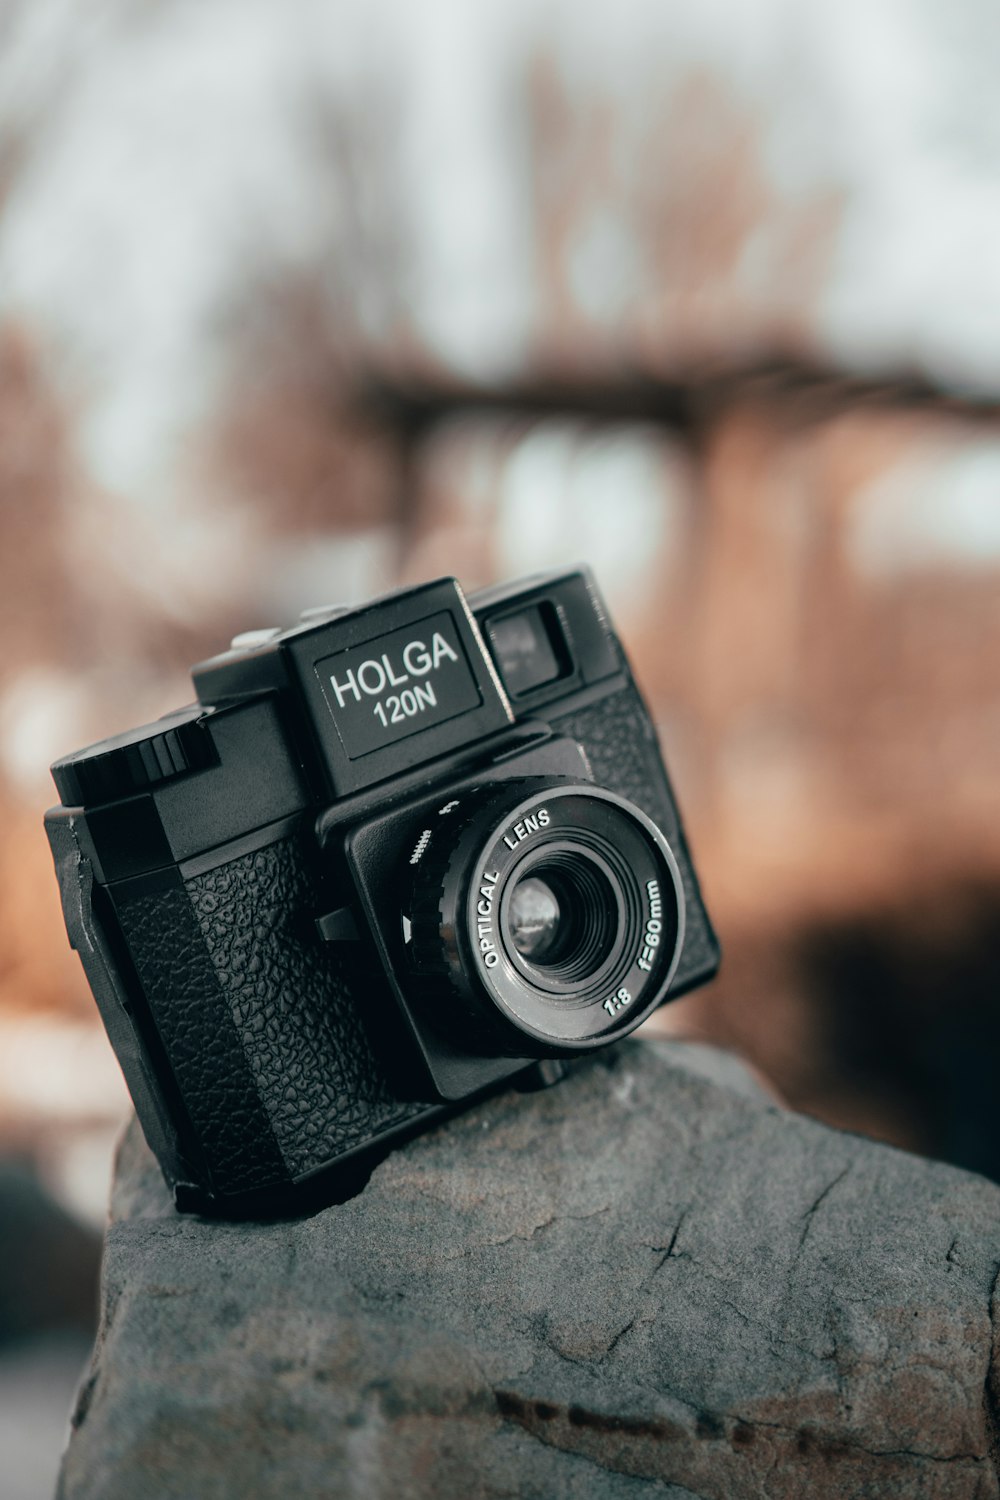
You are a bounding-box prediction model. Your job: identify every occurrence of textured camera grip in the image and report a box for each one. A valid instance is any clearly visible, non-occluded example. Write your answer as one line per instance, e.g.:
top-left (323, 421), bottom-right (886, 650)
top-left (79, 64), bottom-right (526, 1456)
top-left (115, 828), bottom-right (432, 1199)
top-left (182, 832), bottom-right (431, 1181)
top-left (116, 880), bottom-right (288, 1197)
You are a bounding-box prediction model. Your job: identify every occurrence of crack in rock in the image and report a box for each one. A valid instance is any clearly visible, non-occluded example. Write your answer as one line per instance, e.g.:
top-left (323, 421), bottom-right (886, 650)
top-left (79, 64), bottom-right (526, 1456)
top-left (494, 1389), bottom-right (995, 1491)
top-left (796, 1165), bottom-right (852, 1255)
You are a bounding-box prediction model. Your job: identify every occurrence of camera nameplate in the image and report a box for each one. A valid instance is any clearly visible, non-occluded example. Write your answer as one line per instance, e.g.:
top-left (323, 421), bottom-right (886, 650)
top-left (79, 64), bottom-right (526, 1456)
top-left (315, 610), bottom-right (482, 760)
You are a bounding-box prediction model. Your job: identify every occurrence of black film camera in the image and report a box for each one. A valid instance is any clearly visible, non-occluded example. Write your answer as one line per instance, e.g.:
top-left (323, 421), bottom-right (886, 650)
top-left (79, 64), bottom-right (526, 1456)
top-left (46, 568), bottom-right (719, 1214)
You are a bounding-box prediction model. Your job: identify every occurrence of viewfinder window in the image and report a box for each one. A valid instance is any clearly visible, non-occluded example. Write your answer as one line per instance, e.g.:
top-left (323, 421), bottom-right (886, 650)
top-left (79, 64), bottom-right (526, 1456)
top-left (487, 604), bottom-right (568, 698)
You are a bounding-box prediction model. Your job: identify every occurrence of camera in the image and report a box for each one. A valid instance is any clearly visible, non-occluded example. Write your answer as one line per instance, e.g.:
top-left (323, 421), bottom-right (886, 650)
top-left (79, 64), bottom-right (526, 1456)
top-left (46, 567), bottom-right (720, 1214)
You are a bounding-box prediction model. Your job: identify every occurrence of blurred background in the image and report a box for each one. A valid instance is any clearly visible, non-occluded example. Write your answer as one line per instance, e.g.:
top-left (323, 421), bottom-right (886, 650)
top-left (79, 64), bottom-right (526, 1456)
top-left (2, 0), bottom-right (1000, 1493)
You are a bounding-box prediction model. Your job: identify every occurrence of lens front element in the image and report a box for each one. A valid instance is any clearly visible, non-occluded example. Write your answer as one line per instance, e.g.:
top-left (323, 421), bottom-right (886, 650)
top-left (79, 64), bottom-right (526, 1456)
top-left (502, 850), bottom-right (620, 987)
top-left (507, 874), bottom-right (565, 964)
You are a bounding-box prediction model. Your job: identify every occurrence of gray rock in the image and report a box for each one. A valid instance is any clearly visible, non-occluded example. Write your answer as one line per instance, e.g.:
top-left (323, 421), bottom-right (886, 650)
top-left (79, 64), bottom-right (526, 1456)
top-left (59, 1040), bottom-right (1000, 1500)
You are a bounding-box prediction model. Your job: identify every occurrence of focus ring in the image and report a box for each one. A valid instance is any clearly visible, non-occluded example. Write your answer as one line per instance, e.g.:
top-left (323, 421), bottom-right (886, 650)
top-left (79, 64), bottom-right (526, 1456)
top-left (407, 778), bottom-right (583, 1054)
top-left (408, 779), bottom-right (564, 982)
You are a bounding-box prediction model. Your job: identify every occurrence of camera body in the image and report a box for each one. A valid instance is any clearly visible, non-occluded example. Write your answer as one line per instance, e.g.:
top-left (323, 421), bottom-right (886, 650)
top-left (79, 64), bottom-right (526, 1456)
top-left (46, 568), bottom-right (719, 1214)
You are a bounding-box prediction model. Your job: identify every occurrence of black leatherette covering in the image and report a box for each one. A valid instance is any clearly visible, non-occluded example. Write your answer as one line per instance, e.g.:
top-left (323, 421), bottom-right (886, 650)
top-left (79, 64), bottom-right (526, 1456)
top-left (182, 833), bottom-right (431, 1181)
top-left (117, 830), bottom-right (432, 1194)
top-left (116, 882), bottom-right (288, 1196)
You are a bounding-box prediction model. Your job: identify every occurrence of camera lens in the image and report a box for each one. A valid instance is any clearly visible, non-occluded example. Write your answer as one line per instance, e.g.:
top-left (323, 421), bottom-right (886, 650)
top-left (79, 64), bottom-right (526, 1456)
top-left (408, 781), bottom-right (686, 1055)
top-left (504, 856), bottom-right (617, 981)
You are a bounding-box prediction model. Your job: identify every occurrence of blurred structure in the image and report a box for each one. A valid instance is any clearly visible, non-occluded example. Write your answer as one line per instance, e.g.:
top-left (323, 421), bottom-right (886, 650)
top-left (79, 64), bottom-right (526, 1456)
top-left (0, 0), bottom-right (999, 1252)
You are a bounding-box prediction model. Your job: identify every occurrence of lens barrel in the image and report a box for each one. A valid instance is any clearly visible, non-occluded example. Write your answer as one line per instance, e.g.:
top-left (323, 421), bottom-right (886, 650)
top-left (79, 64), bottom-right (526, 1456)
top-left (407, 780), bottom-right (685, 1053)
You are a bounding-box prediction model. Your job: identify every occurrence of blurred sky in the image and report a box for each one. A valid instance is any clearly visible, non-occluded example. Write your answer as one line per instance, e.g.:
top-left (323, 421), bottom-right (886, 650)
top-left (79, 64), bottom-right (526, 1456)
top-left (1, 0), bottom-right (1000, 510)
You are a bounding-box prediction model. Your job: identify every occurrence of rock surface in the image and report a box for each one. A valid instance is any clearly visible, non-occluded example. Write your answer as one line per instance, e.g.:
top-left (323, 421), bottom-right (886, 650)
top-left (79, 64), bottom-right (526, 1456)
top-left (59, 1040), bottom-right (1000, 1499)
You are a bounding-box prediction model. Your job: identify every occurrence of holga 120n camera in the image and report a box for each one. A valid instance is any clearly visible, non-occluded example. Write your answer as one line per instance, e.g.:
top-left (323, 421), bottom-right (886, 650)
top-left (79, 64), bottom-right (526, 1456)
top-left (46, 567), bottom-right (720, 1214)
